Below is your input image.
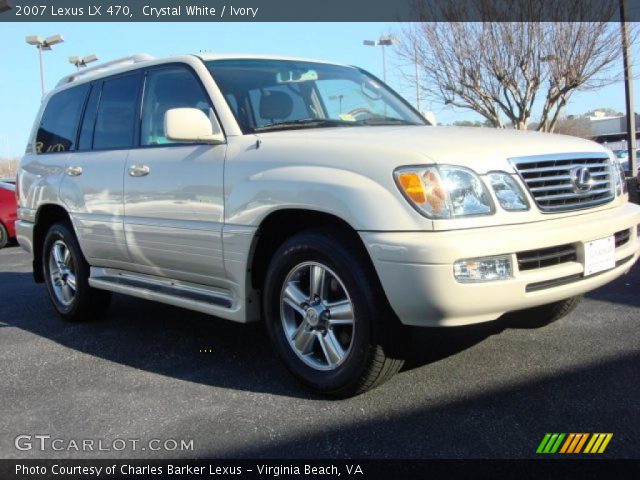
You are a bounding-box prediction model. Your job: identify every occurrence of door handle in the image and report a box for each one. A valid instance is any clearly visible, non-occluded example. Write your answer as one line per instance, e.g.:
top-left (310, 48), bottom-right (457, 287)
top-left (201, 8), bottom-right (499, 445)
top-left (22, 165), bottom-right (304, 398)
top-left (128, 164), bottom-right (150, 177)
top-left (65, 166), bottom-right (83, 177)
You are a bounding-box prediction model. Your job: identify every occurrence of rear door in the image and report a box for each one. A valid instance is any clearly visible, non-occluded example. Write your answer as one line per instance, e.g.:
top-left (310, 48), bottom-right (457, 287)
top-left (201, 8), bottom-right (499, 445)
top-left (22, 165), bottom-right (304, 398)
top-left (59, 73), bottom-right (142, 264)
top-left (123, 64), bottom-right (226, 286)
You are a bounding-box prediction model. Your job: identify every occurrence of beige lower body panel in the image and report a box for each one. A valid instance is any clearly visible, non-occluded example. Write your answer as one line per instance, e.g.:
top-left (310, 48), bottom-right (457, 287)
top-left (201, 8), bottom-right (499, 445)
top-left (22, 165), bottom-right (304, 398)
top-left (361, 203), bottom-right (640, 327)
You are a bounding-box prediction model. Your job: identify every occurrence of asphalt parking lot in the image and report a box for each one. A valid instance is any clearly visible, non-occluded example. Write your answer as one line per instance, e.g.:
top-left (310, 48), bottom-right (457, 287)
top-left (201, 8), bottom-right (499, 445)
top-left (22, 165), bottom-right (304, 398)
top-left (1, 244), bottom-right (639, 459)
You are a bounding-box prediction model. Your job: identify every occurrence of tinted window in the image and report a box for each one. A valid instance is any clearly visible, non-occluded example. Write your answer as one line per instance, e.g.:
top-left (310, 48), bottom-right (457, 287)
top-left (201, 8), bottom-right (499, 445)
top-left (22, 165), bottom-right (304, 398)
top-left (93, 74), bottom-right (140, 150)
top-left (36, 84), bottom-right (89, 154)
top-left (78, 83), bottom-right (102, 150)
top-left (140, 67), bottom-right (212, 146)
top-left (248, 85), bottom-right (311, 128)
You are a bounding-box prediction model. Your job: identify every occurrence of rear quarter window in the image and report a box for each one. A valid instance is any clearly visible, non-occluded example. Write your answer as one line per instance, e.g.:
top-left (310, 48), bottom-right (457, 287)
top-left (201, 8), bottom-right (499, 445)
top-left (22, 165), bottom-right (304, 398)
top-left (36, 84), bottom-right (89, 154)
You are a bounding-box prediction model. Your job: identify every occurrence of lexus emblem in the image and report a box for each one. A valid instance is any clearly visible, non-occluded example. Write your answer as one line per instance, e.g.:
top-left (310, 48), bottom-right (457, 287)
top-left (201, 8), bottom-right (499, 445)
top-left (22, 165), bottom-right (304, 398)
top-left (570, 166), bottom-right (593, 193)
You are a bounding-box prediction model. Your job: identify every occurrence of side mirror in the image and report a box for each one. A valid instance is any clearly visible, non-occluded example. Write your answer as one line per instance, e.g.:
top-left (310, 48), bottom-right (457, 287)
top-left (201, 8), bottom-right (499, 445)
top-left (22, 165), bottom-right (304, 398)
top-left (165, 108), bottom-right (225, 145)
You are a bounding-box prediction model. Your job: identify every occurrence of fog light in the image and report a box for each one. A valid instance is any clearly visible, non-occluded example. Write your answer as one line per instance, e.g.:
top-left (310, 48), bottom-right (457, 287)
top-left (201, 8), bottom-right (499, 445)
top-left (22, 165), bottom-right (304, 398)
top-left (453, 255), bottom-right (512, 283)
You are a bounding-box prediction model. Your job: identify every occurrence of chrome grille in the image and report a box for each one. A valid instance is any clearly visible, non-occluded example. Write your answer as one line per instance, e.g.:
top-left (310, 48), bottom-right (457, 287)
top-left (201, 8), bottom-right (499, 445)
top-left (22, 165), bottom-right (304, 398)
top-left (510, 153), bottom-right (613, 212)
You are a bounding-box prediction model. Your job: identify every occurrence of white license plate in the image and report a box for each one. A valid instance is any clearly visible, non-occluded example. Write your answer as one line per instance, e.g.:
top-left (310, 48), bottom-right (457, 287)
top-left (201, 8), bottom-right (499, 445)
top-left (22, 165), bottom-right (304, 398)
top-left (583, 236), bottom-right (615, 276)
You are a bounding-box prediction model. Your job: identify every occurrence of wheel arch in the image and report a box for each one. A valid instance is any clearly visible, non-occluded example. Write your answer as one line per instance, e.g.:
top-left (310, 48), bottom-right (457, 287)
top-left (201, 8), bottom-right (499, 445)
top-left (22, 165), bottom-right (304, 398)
top-left (32, 204), bottom-right (74, 283)
top-left (248, 208), bottom-right (375, 293)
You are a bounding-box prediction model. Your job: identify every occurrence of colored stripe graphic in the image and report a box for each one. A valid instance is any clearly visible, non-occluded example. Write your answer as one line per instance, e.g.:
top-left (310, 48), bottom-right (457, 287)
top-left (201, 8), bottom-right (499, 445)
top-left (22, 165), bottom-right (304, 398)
top-left (550, 433), bottom-right (565, 453)
top-left (538, 433), bottom-right (613, 454)
top-left (573, 433), bottom-right (589, 453)
top-left (584, 434), bottom-right (599, 453)
top-left (536, 433), bottom-right (552, 454)
top-left (567, 433), bottom-right (583, 453)
top-left (559, 433), bottom-right (575, 454)
top-left (544, 433), bottom-right (559, 453)
top-left (598, 434), bottom-right (613, 453)
top-left (584, 433), bottom-right (614, 454)
top-left (536, 433), bottom-right (565, 453)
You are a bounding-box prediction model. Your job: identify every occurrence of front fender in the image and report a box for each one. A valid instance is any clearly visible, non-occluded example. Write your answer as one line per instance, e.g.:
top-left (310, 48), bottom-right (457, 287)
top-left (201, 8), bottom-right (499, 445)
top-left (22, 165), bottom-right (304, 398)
top-left (224, 163), bottom-right (427, 230)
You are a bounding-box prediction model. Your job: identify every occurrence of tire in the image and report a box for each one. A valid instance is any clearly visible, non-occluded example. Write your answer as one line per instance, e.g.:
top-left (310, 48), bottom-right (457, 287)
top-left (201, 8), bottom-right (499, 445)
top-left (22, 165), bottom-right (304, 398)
top-left (513, 296), bottom-right (582, 327)
top-left (42, 222), bottom-right (111, 322)
top-left (0, 222), bottom-right (8, 249)
top-left (263, 229), bottom-right (404, 397)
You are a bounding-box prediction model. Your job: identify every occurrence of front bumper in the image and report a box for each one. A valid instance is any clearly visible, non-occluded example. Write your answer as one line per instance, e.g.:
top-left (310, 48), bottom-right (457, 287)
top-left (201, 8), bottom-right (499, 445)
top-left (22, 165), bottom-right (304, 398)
top-left (361, 202), bottom-right (640, 327)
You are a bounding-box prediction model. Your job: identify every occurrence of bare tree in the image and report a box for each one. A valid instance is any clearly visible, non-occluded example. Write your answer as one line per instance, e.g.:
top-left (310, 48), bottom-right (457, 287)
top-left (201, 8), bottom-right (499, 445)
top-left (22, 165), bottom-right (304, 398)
top-left (398, 1), bottom-right (628, 131)
top-left (0, 158), bottom-right (18, 178)
top-left (552, 117), bottom-right (594, 139)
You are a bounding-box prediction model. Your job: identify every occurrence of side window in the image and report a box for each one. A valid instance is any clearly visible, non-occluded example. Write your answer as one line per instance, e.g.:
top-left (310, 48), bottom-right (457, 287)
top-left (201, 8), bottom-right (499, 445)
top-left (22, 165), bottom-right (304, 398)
top-left (141, 67), bottom-right (212, 146)
top-left (93, 74), bottom-right (141, 150)
top-left (78, 83), bottom-right (102, 150)
top-left (36, 84), bottom-right (89, 154)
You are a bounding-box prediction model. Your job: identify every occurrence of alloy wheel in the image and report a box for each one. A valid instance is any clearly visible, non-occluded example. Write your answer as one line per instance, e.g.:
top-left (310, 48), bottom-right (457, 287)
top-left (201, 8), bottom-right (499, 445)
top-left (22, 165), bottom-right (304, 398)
top-left (279, 261), bottom-right (355, 371)
top-left (48, 239), bottom-right (77, 306)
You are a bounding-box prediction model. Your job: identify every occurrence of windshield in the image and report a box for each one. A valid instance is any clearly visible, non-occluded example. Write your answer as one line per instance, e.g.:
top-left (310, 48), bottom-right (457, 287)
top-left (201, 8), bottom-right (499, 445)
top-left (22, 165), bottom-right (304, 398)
top-left (206, 59), bottom-right (427, 133)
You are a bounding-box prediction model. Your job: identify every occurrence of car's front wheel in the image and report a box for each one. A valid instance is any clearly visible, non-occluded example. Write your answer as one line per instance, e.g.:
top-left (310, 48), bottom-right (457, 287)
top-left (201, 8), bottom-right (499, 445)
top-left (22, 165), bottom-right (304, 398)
top-left (42, 222), bottom-right (111, 321)
top-left (263, 230), bottom-right (403, 397)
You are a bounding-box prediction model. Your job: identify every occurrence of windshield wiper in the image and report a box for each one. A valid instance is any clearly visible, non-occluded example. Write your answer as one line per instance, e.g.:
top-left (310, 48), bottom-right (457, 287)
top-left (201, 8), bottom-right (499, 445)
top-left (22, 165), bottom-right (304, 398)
top-left (355, 116), bottom-right (420, 126)
top-left (253, 118), bottom-right (356, 132)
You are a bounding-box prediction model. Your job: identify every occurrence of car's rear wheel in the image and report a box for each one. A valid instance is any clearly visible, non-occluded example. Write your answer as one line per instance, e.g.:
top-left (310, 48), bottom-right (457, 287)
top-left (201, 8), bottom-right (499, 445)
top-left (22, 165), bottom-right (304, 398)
top-left (42, 222), bottom-right (111, 321)
top-left (0, 222), bottom-right (8, 249)
top-left (263, 230), bottom-right (403, 397)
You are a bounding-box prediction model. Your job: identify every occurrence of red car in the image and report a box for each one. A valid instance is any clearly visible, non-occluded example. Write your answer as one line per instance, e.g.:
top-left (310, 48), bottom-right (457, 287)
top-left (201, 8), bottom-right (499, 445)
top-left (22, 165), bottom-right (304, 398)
top-left (0, 179), bottom-right (17, 248)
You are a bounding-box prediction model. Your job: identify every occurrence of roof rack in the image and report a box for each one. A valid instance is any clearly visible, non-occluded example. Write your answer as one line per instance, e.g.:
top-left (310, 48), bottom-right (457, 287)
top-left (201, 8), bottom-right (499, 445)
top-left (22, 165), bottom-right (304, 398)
top-left (56, 54), bottom-right (155, 87)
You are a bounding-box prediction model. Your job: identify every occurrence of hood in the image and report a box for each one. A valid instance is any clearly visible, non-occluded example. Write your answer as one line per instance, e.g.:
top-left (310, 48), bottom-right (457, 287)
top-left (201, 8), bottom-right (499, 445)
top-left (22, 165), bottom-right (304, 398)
top-left (256, 125), bottom-right (609, 174)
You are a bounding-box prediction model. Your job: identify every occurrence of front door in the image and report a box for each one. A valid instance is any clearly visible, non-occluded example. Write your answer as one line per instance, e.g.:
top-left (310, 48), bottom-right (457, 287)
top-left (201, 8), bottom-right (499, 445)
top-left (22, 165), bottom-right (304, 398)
top-left (123, 65), bottom-right (226, 286)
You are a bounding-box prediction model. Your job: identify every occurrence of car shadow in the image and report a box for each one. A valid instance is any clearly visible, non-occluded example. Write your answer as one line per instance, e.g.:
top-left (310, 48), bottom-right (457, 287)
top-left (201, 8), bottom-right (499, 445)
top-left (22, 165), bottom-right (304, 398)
top-left (1, 259), bottom-right (638, 398)
top-left (0, 271), bottom-right (313, 398)
top-left (0, 270), bottom-right (491, 397)
top-left (216, 351), bottom-right (640, 459)
top-left (397, 308), bottom-right (567, 372)
top-left (2, 269), bottom-right (515, 397)
top-left (585, 259), bottom-right (640, 308)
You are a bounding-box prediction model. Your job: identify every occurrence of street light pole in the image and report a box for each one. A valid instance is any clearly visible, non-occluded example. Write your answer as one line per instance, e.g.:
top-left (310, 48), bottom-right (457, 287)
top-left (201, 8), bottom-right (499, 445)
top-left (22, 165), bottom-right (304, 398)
top-left (25, 34), bottom-right (64, 98)
top-left (38, 46), bottom-right (45, 97)
top-left (363, 35), bottom-right (400, 84)
top-left (620, 0), bottom-right (637, 195)
top-left (382, 45), bottom-right (387, 83)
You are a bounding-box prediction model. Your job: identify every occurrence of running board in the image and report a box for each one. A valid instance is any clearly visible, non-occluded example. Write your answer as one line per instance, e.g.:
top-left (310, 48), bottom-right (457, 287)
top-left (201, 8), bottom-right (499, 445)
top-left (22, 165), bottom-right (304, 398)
top-left (89, 268), bottom-right (235, 318)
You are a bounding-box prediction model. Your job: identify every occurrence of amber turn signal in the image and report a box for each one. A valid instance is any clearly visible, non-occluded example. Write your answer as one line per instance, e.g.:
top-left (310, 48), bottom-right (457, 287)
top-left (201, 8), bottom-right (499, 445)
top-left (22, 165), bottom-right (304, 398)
top-left (397, 172), bottom-right (426, 204)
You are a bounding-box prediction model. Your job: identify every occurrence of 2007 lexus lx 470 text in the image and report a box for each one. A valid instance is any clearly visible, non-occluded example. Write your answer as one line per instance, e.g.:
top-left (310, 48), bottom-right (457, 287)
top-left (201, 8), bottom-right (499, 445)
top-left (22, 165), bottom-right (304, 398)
top-left (16, 53), bottom-right (640, 396)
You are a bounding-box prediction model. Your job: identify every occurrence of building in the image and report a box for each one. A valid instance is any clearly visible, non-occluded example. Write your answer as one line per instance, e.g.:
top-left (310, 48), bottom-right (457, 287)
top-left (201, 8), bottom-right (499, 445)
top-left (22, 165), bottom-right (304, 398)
top-left (589, 112), bottom-right (640, 151)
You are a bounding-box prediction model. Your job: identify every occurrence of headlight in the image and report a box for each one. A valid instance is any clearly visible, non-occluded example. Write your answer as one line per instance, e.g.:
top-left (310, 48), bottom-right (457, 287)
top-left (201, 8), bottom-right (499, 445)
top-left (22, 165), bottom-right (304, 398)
top-left (609, 154), bottom-right (627, 196)
top-left (487, 172), bottom-right (529, 211)
top-left (394, 165), bottom-right (493, 219)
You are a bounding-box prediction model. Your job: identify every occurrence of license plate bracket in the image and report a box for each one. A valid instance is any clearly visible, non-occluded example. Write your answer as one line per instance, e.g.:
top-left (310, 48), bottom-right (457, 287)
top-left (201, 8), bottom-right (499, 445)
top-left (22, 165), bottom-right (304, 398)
top-left (583, 235), bottom-right (615, 276)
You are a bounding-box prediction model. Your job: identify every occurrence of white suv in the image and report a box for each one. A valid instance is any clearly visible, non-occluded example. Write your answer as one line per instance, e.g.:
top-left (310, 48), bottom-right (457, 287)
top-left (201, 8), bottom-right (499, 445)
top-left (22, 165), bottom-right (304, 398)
top-left (16, 53), bottom-right (640, 396)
